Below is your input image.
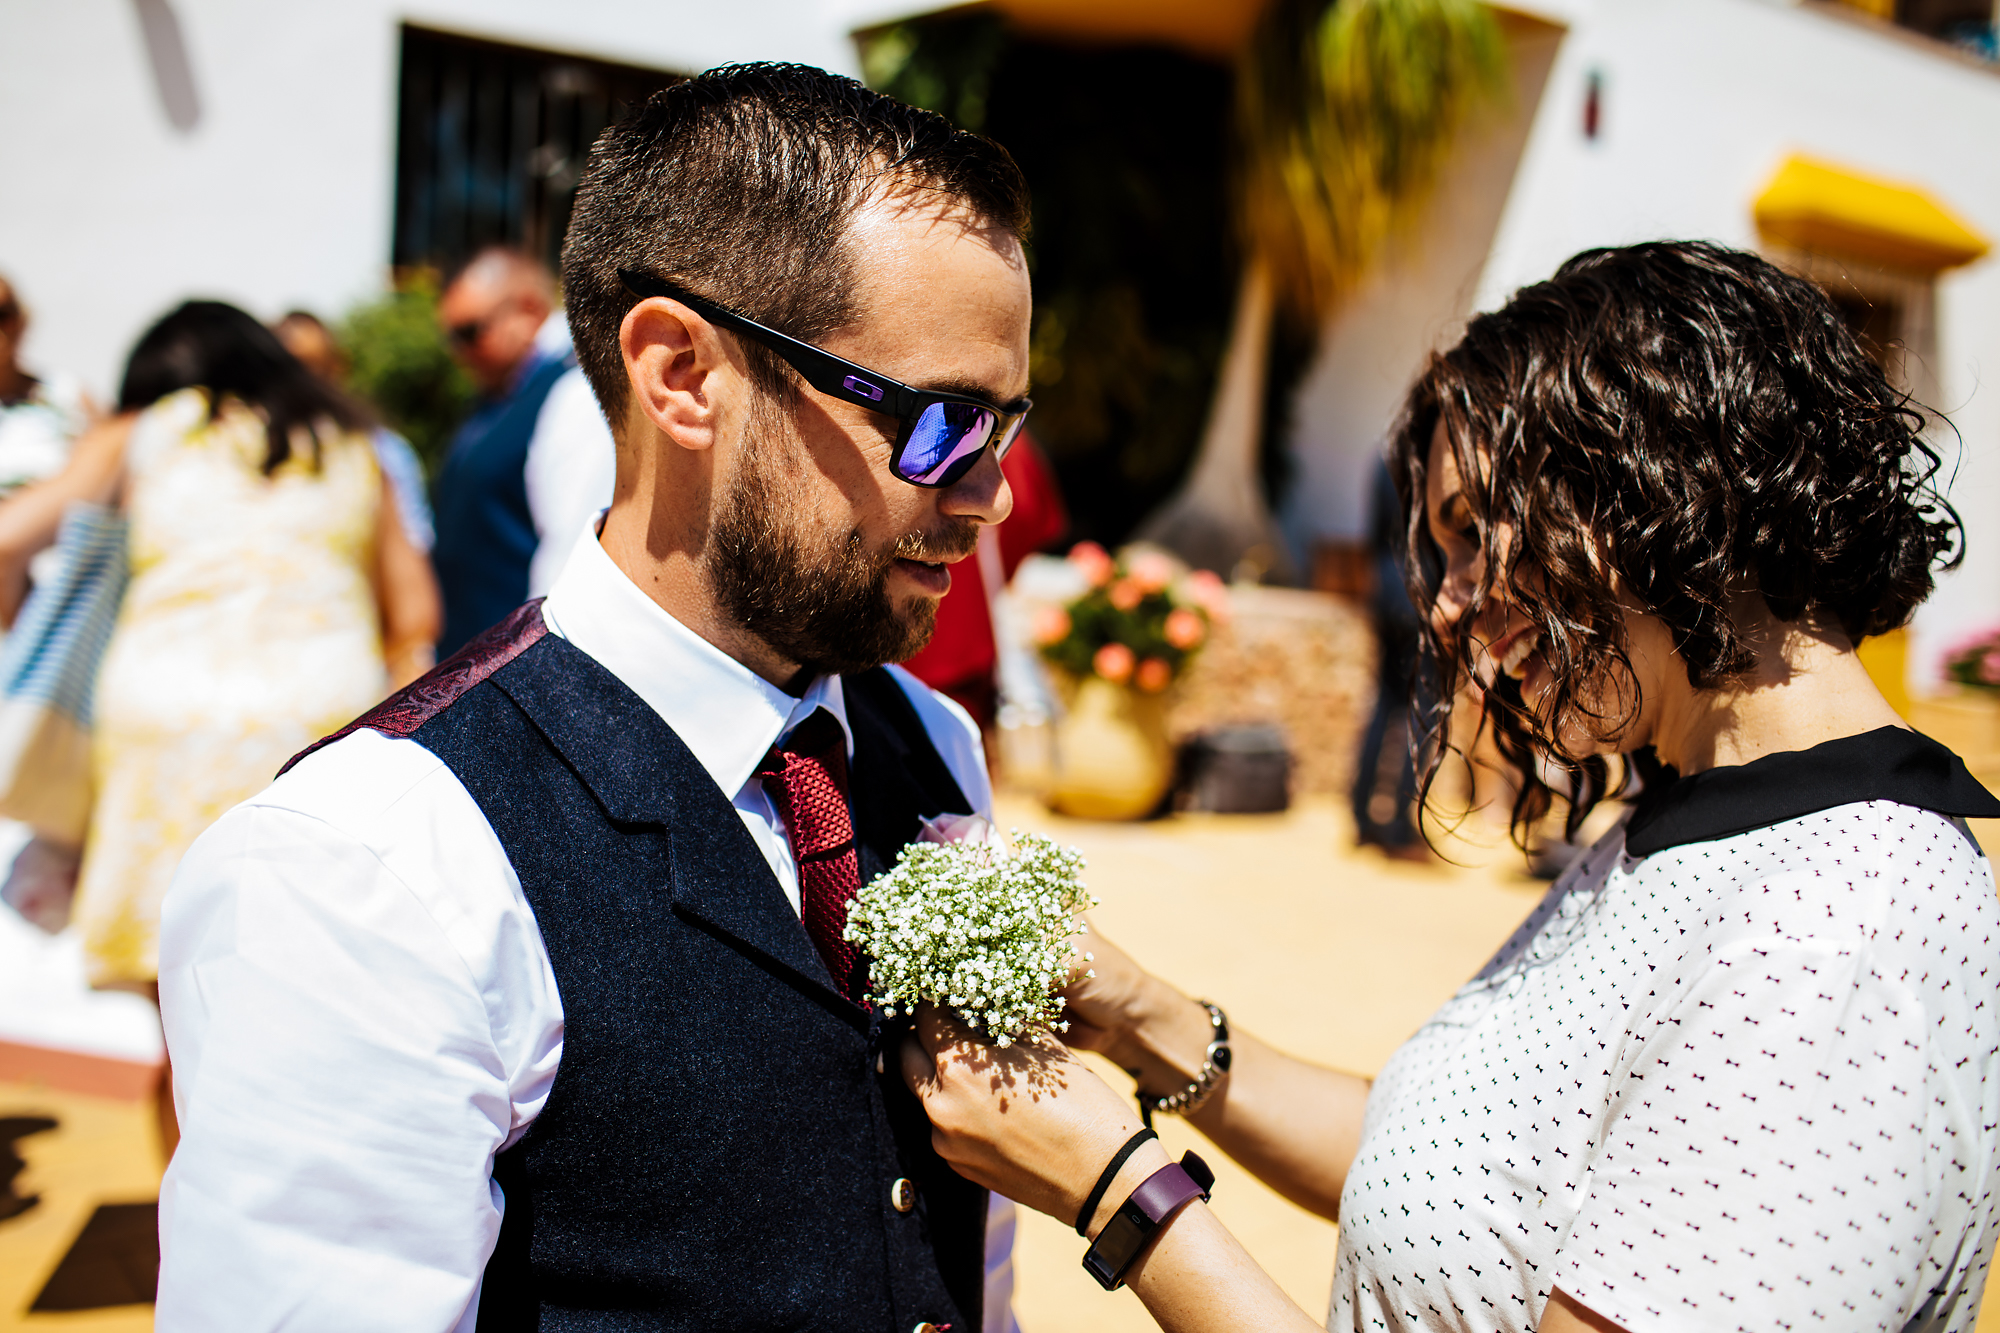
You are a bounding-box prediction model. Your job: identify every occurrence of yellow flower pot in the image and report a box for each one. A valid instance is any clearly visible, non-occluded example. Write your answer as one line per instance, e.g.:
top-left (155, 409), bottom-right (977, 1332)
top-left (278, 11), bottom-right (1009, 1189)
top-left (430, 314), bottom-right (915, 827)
top-left (1047, 676), bottom-right (1175, 821)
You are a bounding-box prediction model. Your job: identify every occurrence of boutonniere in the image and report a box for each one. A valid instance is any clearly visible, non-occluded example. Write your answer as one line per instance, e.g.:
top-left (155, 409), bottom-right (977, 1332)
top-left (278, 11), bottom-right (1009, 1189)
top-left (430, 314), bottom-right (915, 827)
top-left (842, 813), bottom-right (1097, 1046)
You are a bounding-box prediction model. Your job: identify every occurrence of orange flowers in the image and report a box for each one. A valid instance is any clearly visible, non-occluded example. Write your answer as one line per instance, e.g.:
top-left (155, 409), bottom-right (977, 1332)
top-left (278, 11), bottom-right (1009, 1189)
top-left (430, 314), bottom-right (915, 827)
top-left (1163, 608), bottom-right (1206, 650)
top-left (1038, 542), bottom-right (1221, 695)
top-left (1031, 605), bottom-right (1072, 645)
top-left (1127, 550), bottom-right (1176, 593)
top-left (1092, 643), bottom-right (1135, 684)
top-left (1067, 541), bottom-right (1115, 589)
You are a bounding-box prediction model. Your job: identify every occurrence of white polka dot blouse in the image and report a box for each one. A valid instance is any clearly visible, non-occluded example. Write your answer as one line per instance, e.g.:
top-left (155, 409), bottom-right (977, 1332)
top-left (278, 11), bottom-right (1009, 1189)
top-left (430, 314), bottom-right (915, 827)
top-left (1330, 727), bottom-right (2000, 1332)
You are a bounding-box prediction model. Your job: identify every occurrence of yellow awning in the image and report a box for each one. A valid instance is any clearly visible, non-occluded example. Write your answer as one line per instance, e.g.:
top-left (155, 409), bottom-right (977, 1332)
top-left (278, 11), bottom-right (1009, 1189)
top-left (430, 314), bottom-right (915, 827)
top-left (1754, 154), bottom-right (1990, 272)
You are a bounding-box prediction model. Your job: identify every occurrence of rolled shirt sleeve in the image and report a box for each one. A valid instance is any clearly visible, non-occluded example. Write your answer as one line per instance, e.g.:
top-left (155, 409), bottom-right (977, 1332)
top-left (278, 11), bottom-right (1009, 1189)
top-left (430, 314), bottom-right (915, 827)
top-left (157, 737), bottom-right (560, 1333)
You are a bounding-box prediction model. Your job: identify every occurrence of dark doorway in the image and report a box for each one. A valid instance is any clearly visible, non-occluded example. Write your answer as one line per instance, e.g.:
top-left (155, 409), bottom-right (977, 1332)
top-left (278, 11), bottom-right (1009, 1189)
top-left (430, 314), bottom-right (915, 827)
top-left (862, 16), bottom-right (1243, 549)
top-left (392, 26), bottom-right (681, 276)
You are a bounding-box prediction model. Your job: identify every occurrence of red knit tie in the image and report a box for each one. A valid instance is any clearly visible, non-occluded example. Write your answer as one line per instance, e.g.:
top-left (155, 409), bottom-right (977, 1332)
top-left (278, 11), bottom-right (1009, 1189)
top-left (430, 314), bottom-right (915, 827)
top-left (758, 709), bottom-right (867, 1005)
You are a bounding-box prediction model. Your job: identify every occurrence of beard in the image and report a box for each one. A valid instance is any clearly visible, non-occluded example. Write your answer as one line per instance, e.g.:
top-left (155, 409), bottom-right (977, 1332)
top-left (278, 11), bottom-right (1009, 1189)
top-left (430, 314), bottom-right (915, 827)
top-left (711, 402), bottom-right (981, 677)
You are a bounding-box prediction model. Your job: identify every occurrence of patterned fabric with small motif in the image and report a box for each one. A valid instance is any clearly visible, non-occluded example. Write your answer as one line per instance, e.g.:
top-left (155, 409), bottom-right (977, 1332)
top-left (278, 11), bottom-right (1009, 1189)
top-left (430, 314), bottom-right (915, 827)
top-left (1330, 801), bottom-right (2000, 1332)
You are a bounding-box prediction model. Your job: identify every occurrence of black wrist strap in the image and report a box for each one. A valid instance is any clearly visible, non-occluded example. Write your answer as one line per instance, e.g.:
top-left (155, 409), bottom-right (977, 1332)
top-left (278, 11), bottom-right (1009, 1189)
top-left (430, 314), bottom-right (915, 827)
top-left (1074, 1127), bottom-right (1158, 1237)
top-left (1081, 1151), bottom-right (1216, 1291)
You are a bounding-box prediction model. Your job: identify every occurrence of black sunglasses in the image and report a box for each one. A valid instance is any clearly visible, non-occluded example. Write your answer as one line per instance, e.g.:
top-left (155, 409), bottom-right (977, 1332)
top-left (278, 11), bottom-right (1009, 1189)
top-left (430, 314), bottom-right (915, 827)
top-left (446, 309), bottom-right (497, 349)
top-left (619, 268), bottom-right (1031, 489)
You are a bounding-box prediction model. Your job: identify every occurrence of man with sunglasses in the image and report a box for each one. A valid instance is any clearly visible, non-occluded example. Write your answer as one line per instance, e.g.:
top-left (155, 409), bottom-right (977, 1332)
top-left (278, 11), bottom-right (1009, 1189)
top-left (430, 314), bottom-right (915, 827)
top-left (432, 248), bottom-right (602, 655)
top-left (157, 63), bottom-right (1032, 1333)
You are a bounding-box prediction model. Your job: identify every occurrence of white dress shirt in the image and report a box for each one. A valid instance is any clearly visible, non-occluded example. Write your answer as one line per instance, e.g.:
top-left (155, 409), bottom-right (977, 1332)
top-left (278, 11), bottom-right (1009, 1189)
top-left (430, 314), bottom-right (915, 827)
top-left (522, 366), bottom-right (616, 599)
top-left (157, 525), bottom-right (1013, 1332)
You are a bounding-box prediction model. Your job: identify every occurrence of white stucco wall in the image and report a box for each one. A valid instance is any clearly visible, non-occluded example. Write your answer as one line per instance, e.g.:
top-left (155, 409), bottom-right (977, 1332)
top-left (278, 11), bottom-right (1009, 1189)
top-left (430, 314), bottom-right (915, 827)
top-left (1284, 0), bottom-right (2000, 685)
top-left (1281, 13), bottom-right (1566, 550)
top-left (0, 0), bottom-right (866, 401)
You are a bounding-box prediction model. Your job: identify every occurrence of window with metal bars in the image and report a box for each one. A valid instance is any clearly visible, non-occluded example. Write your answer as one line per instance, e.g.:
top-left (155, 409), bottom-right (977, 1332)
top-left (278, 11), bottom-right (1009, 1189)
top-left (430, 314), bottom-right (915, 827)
top-left (391, 25), bottom-right (681, 277)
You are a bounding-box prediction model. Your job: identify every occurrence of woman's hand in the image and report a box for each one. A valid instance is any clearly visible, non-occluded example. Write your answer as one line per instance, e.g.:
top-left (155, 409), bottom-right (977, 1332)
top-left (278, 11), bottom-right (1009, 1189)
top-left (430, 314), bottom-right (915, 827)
top-left (1061, 924), bottom-right (1225, 1102)
top-left (906, 1007), bottom-right (1330, 1333)
top-left (903, 1005), bottom-right (1168, 1235)
top-left (1059, 923), bottom-right (1153, 1056)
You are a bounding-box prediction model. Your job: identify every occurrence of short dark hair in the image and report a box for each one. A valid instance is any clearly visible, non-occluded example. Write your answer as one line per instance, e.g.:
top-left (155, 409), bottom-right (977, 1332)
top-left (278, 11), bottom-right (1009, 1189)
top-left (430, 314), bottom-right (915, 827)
top-left (560, 62), bottom-right (1031, 430)
top-left (1389, 240), bottom-right (1961, 842)
top-left (120, 300), bottom-right (374, 473)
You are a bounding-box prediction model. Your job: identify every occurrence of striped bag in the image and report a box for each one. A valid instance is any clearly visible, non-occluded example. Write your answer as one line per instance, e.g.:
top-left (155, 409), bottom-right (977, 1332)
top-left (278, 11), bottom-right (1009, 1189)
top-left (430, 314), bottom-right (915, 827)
top-left (0, 502), bottom-right (129, 844)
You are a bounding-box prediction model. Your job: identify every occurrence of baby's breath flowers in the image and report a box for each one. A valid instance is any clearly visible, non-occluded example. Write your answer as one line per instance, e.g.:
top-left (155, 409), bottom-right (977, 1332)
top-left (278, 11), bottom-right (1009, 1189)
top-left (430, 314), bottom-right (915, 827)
top-left (844, 816), bottom-right (1097, 1046)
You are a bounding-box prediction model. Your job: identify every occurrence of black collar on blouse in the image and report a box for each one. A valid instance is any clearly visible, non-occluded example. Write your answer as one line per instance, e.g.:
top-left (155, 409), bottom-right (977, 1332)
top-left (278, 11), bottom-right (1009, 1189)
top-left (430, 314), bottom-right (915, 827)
top-left (1623, 726), bottom-right (2000, 857)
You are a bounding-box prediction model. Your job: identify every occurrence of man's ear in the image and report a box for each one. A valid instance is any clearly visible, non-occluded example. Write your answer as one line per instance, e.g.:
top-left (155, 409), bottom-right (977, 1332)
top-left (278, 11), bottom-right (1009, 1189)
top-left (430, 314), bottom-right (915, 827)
top-left (620, 298), bottom-right (732, 454)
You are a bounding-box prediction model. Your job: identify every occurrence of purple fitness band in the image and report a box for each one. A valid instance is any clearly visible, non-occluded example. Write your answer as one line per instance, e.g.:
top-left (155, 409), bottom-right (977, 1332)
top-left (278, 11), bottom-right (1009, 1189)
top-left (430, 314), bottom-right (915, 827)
top-left (1081, 1151), bottom-right (1216, 1291)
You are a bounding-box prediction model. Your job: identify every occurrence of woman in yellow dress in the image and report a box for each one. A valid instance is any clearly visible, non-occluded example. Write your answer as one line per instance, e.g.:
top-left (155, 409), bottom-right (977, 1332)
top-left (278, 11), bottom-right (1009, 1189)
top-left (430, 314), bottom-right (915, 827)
top-left (0, 301), bottom-right (440, 1148)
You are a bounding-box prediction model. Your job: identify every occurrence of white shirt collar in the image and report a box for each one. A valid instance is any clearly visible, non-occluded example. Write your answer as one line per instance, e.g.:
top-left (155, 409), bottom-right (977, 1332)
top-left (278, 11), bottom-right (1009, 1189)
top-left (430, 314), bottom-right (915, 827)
top-left (538, 522), bottom-right (852, 799)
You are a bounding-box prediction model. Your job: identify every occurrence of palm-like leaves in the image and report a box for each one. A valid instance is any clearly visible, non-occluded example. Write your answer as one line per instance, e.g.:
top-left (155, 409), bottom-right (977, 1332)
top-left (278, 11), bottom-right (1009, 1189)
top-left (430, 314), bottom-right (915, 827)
top-left (1237, 0), bottom-right (1507, 325)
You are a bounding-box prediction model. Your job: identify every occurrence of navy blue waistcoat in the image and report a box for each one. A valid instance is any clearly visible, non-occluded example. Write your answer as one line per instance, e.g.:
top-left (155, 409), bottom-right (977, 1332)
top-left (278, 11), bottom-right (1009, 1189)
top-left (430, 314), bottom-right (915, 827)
top-left (292, 604), bottom-right (989, 1331)
top-left (433, 353), bottom-right (571, 655)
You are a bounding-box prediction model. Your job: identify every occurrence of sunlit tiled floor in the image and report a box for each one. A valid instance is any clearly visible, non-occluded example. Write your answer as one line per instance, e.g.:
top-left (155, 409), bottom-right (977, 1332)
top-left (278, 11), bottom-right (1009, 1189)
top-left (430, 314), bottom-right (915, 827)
top-left (5, 793), bottom-right (1999, 1331)
top-left (0, 1083), bottom-right (157, 1333)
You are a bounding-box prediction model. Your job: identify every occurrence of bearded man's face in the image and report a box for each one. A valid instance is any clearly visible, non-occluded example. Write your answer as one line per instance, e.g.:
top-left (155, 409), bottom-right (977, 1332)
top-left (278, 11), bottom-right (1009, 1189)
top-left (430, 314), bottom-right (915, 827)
top-left (711, 394), bottom-right (979, 677)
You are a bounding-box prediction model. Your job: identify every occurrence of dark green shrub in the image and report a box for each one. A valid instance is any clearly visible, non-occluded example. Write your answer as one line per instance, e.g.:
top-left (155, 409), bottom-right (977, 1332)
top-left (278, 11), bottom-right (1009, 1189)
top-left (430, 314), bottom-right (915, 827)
top-left (338, 271), bottom-right (474, 480)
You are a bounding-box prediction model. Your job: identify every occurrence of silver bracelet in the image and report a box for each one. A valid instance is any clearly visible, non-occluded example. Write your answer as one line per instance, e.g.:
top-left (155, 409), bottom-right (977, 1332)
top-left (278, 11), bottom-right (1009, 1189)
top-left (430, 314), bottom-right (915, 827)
top-left (1137, 1001), bottom-right (1231, 1124)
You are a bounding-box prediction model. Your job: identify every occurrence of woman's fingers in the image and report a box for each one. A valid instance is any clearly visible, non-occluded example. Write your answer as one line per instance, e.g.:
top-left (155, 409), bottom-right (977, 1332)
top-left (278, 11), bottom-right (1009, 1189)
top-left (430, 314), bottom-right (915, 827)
top-left (898, 1003), bottom-right (1159, 1227)
top-left (899, 1028), bottom-right (935, 1098)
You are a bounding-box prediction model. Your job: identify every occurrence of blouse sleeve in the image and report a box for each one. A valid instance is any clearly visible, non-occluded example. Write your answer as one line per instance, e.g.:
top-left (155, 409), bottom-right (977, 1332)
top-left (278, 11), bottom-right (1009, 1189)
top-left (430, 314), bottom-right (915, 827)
top-left (1554, 933), bottom-right (1969, 1333)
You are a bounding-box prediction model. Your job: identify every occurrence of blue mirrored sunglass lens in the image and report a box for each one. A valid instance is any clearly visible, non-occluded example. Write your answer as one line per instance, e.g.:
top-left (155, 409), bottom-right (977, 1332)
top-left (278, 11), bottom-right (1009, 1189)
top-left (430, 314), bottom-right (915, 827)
top-left (902, 402), bottom-right (996, 484)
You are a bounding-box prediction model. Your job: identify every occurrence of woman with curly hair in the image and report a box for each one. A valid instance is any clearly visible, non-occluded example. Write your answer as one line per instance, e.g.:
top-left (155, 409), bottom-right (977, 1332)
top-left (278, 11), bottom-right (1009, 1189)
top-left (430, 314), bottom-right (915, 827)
top-left (906, 241), bottom-right (2000, 1332)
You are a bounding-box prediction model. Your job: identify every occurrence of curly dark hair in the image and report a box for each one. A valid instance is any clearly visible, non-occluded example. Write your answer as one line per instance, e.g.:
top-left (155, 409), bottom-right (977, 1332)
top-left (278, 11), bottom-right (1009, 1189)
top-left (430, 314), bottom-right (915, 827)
top-left (561, 62), bottom-right (1030, 432)
top-left (1388, 240), bottom-right (1962, 845)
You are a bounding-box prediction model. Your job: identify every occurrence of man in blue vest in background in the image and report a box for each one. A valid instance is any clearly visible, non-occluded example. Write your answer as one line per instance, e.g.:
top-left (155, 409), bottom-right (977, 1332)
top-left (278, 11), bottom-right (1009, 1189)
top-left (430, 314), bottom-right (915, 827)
top-left (433, 248), bottom-right (574, 654)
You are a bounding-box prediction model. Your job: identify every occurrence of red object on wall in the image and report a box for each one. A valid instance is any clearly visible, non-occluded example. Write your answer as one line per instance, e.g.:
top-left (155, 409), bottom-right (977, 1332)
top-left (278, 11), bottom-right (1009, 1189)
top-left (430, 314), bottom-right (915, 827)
top-left (900, 435), bottom-right (1067, 730)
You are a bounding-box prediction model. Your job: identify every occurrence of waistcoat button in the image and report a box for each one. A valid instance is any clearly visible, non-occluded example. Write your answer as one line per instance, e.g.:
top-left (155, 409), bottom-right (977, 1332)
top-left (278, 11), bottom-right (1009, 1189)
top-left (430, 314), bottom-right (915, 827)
top-left (891, 1177), bottom-right (918, 1213)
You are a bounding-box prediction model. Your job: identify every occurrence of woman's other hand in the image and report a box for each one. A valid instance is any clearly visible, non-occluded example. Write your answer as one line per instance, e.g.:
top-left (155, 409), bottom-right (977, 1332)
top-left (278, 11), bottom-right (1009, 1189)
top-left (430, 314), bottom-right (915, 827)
top-left (903, 1005), bottom-right (1168, 1235)
top-left (1059, 922), bottom-right (1149, 1055)
top-left (1060, 925), bottom-right (1227, 1104)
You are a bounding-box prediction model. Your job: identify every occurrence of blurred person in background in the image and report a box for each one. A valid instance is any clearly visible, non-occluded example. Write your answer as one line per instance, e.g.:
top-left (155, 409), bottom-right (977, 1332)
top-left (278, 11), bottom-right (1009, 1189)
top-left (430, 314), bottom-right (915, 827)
top-left (273, 309), bottom-right (437, 560)
top-left (0, 300), bottom-right (440, 1150)
top-left (1349, 454), bottom-right (1427, 859)
top-left (433, 247), bottom-right (614, 654)
top-left (0, 273), bottom-right (103, 930)
top-left (524, 356), bottom-right (617, 600)
top-left (0, 272), bottom-right (99, 499)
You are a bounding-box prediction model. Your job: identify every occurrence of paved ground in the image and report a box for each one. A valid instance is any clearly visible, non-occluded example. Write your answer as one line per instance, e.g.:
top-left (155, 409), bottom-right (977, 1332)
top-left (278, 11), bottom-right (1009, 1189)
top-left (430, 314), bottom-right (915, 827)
top-left (3, 789), bottom-right (1999, 1330)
